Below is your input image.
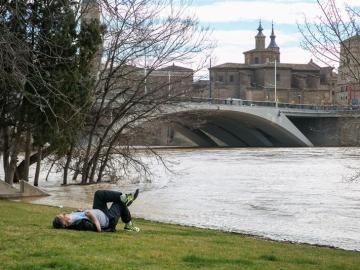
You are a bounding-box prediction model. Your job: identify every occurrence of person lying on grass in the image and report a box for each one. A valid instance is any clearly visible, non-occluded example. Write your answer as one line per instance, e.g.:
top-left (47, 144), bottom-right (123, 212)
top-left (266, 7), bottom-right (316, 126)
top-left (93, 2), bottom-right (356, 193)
top-left (52, 189), bottom-right (140, 232)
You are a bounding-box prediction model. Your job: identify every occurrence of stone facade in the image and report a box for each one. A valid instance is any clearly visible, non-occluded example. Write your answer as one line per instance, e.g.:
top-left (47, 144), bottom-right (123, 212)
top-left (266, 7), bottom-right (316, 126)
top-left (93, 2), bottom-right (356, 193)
top-left (145, 64), bottom-right (194, 97)
top-left (337, 35), bottom-right (360, 106)
top-left (102, 64), bottom-right (196, 100)
top-left (210, 23), bottom-right (337, 105)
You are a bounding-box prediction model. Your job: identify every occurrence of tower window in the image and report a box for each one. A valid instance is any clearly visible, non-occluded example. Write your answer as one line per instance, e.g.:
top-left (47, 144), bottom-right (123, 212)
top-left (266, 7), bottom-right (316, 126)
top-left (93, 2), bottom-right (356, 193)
top-left (276, 74), bottom-right (281, 82)
top-left (255, 57), bottom-right (259, 64)
top-left (229, 75), bottom-right (234, 83)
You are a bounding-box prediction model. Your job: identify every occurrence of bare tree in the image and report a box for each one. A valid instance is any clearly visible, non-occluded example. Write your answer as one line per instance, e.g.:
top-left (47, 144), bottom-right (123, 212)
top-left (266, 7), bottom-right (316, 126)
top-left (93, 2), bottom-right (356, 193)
top-left (1, 0), bottom-right (212, 186)
top-left (298, 0), bottom-right (360, 149)
top-left (65, 0), bottom-right (213, 184)
top-left (298, 0), bottom-right (360, 86)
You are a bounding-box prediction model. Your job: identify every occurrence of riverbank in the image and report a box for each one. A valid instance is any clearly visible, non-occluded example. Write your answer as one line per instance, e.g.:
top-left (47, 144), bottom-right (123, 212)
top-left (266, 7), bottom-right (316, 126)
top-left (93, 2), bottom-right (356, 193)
top-left (1, 200), bottom-right (359, 270)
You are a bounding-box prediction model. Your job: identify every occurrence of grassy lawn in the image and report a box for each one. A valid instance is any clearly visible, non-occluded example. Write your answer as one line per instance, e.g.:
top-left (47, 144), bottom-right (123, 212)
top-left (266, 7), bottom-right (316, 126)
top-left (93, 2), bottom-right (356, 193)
top-left (0, 200), bottom-right (360, 270)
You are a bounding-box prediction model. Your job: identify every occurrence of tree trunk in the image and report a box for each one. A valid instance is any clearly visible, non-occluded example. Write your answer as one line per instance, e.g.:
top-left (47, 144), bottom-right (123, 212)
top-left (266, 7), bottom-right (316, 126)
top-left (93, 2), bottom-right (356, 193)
top-left (72, 159), bottom-right (81, 181)
top-left (15, 145), bottom-right (55, 182)
top-left (5, 131), bottom-right (21, 185)
top-left (33, 146), bottom-right (42, 187)
top-left (45, 159), bottom-right (56, 182)
top-left (23, 130), bottom-right (32, 181)
top-left (81, 163), bottom-right (89, 184)
top-left (96, 126), bottom-right (125, 183)
top-left (89, 152), bottom-right (100, 183)
top-left (81, 132), bottom-right (95, 184)
top-left (97, 155), bottom-right (109, 183)
top-left (6, 154), bottom-right (17, 186)
top-left (63, 144), bottom-right (74, 185)
top-left (2, 127), bottom-right (10, 178)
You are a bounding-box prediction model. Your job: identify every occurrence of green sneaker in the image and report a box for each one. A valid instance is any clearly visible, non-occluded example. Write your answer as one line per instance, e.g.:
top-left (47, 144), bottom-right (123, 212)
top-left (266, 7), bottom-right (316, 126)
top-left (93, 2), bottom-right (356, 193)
top-left (124, 189), bottom-right (139, 206)
top-left (124, 223), bottom-right (140, 232)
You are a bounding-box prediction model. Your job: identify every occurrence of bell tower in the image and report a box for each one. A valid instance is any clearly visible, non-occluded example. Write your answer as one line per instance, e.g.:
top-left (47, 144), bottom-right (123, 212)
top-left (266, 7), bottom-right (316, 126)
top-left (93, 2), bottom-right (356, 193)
top-left (81, 0), bottom-right (100, 23)
top-left (267, 22), bottom-right (279, 49)
top-left (255, 20), bottom-right (266, 50)
top-left (267, 22), bottom-right (280, 62)
top-left (244, 21), bottom-right (281, 64)
top-left (81, 0), bottom-right (102, 76)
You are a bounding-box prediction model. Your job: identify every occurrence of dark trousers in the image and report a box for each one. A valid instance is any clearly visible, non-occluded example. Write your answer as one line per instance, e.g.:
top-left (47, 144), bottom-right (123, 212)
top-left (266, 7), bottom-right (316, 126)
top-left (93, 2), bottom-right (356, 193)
top-left (92, 190), bottom-right (131, 229)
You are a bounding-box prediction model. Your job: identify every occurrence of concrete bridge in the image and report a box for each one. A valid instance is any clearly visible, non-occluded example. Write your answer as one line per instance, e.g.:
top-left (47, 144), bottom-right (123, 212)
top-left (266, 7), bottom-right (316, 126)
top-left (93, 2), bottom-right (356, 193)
top-left (159, 98), bottom-right (360, 147)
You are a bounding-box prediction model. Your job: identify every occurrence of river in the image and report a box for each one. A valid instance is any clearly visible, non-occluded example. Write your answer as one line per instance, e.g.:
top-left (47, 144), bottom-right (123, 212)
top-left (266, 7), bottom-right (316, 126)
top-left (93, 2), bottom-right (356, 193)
top-left (8, 147), bottom-right (360, 251)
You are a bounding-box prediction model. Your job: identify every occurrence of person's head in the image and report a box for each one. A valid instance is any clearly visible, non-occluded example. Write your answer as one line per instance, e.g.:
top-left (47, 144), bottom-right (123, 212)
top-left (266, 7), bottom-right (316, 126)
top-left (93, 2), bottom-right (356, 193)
top-left (52, 213), bottom-right (71, 229)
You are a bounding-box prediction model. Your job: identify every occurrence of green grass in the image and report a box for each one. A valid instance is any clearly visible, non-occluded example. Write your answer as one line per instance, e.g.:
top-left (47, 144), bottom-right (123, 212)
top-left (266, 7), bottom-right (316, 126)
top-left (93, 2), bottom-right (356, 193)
top-left (1, 200), bottom-right (360, 270)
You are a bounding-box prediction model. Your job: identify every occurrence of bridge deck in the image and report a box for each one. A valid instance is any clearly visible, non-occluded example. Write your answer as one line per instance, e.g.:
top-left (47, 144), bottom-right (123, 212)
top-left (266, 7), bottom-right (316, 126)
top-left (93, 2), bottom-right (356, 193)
top-left (181, 98), bottom-right (360, 118)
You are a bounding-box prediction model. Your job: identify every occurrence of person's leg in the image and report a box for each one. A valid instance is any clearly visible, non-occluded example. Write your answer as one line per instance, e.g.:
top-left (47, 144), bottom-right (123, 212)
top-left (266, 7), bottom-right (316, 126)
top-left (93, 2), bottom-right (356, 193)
top-left (108, 202), bottom-right (132, 225)
top-left (92, 190), bottom-right (123, 216)
top-left (92, 190), bottom-right (123, 209)
top-left (92, 189), bottom-right (140, 231)
top-left (92, 189), bottom-right (139, 209)
top-left (108, 202), bottom-right (139, 232)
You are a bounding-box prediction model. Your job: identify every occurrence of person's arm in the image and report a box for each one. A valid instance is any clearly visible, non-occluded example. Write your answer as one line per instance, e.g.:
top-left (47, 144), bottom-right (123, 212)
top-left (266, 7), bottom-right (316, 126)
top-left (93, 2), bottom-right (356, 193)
top-left (85, 210), bottom-right (101, 232)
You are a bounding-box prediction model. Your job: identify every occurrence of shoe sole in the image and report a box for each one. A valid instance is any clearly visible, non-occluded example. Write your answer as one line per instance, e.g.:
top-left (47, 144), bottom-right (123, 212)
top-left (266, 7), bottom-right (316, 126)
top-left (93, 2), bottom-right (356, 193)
top-left (124, 228), bottom-right (140, 232)
top-left (127, 189), bottom-right (139, 206)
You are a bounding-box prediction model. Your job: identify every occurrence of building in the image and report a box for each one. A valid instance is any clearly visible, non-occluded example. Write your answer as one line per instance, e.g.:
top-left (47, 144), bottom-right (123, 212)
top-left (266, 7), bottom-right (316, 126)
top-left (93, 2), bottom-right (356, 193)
top-left (145, 64), bottom-right (194, 97)
top-left (337, 35), bottom-right (360, 106)
top-left (102, 63), bottom-right (197, 102)
top-left (209, 22), bottom-right (337, 105)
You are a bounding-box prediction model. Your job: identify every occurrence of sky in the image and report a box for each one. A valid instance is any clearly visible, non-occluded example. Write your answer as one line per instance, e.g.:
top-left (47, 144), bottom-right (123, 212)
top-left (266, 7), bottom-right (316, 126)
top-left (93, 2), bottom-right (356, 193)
top-left (186, 0), bottom-right (360, 70)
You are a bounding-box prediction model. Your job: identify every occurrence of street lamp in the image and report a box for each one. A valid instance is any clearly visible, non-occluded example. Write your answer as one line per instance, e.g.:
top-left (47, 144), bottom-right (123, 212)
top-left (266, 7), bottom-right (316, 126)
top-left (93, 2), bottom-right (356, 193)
top-left (267, 59), bottom-right (278, 108)
top-left (209, 58), bottom-right (212, 99)
top-left (274, 59), bottom-right (278, 108)
top-left (168, 70), bottom-right (171, 97)
top-left (144, 49), bottom-right (147, 94)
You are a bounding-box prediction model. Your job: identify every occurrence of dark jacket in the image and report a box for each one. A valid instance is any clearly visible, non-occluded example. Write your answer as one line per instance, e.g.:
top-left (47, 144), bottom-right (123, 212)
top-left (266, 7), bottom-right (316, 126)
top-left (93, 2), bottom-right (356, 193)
top-left (67, 219), bottom-right (116, 232)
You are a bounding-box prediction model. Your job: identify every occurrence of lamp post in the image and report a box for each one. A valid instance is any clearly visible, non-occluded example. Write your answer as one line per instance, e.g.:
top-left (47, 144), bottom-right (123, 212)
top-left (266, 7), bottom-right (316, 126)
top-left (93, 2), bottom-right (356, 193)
top-left (274, 59), bottom-right (278, 108)
top-left (209, 58), bottom-right (212, 100)
top-left (168, 70), bottom-right (171, 97)
top-left (144, 48), bottom-right (147, 94)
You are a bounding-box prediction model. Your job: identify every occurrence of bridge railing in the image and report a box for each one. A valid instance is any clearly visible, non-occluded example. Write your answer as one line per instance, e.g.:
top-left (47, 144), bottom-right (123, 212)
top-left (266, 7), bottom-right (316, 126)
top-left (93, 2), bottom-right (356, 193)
top-left (176, 97), bottom-right (358, 112)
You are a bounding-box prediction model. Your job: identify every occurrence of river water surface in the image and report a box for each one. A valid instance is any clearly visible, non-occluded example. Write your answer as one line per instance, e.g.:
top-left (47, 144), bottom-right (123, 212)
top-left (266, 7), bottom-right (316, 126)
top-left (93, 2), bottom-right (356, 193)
top-left (12, 147), bottom-right (360, 251)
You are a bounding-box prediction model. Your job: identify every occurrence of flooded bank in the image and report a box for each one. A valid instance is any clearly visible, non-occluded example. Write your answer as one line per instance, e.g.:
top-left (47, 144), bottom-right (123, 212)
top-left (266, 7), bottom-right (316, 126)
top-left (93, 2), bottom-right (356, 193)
top-left (5, 147), bottom-right (360, 251)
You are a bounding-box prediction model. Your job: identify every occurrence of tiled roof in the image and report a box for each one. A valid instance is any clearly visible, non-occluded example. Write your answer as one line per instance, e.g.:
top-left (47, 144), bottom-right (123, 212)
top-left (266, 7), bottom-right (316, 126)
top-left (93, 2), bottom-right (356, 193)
top-left (158, 64), bottom-right (193, 72)
top-left (211, 62), bottom-right (321, 71)
top-left (211, 63), bottom-right (247, 69)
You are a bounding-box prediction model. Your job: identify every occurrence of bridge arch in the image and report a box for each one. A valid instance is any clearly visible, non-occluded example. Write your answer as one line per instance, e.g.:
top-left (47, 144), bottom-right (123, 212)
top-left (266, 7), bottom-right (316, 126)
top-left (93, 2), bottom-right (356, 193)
top-left (162, 103), bottom-right (313, 147)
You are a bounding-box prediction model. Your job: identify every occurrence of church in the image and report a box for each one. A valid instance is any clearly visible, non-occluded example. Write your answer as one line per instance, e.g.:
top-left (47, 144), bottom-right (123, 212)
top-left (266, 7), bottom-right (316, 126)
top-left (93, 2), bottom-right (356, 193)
top-left (209, 22), bottom-right (337, 105)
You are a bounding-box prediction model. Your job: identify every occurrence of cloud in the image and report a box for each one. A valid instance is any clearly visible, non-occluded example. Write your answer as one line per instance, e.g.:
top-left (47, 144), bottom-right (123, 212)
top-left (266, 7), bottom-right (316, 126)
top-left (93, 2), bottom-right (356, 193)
top-left (190, 1), bottom-right (321, 24)
top-left (178, 0), bottom-right (352, 76)
top-left (280, 47), bottom-right (314, 64)
top-left (189, 0), bottom-right (360, 25)
top-left (211, 30), bottom-right (285, 47)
